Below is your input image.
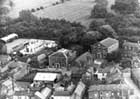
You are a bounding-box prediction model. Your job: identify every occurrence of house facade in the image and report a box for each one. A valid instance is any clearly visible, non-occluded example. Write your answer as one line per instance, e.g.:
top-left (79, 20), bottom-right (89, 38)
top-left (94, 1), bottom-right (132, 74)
top-left (122, 41), bottom-right (140, 60)
top-left (49, 48), bottom-right (76, 69)
top-left (91, 43), bottom-right (107, 59)
top-left (88, 84), bottom-right (134, 99)
top-left (91, 37), bottom-right (119, 59)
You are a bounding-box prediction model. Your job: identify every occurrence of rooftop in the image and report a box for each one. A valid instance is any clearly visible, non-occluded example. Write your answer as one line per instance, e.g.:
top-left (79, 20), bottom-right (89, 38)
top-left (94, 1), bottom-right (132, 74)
top-left (88, 84), bottom-right (130, 92)
top-left (0, 55), bottom-right (11, 65)
top-left (74, 81), bottom-right (86, 96)
top-left (100, 37), bottom-right (118, 48)
top-left (123, 41), bottom-right (140, 48)
top-left (35, 87), bottom-right (52, 99)
top-left (75, 52), bottom-right (93, 63)
top-left (131, 68), bottom-right (140, 81)
top-left (34, 72), bottom-right (59, 81)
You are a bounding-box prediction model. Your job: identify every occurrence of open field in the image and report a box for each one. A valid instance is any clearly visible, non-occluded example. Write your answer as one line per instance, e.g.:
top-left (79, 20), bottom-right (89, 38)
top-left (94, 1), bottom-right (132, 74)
top-left (33, 0), bottom-right (95, 27)
top-left (9, 0), bottom-right (60, 18)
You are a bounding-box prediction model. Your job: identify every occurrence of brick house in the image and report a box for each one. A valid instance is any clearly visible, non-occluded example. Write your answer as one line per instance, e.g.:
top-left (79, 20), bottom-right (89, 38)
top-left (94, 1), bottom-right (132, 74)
top-left (75, 52), bottom-right (93, 67)
top-left (91, 37), bottom-right (119, 59)
top-left (88, 84), bottom-right (134, 99)
top-left (49, 48), bottom-right (76, 69)
top-left (122, 41), bottom-right (140, 60)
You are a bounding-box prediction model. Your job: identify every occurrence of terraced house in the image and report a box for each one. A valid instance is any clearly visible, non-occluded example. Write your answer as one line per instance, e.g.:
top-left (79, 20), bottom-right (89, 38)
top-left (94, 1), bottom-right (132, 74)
top-left (88, 84), bottom-right (134, 99)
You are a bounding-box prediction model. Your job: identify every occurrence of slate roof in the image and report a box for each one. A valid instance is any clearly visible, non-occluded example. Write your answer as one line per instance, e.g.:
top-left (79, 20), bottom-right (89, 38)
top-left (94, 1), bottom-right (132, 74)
top-left (100, 37), bottom-right (118, 48)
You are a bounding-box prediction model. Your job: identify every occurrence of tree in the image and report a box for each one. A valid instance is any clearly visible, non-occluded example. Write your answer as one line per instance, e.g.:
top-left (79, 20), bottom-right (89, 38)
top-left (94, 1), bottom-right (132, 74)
top-left (19, 10), bottom-right (38, 22)
top-left (81, 31), bottom-right (102, 50)
top-left (98, 24), bottom-right (118, 38)
top-left (95, 0), bottom-right (108, 7)
top-left (91, 4), bottom-right (108, 18)
top-left (105, 15), bottom-right (131, 31)
top-left (111, 0), bottom-right (139, 15)
top-left (89, 19), bottom-right (106, 31)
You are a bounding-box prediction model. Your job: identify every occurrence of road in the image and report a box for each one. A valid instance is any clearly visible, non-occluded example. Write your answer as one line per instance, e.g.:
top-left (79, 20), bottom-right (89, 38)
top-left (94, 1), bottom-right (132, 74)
top-left (124, 76), bottom-right (140, 98)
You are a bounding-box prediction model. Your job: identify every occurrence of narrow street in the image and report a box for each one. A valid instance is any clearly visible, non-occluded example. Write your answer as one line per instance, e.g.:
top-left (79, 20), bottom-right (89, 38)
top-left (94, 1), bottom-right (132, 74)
top-left (124, 77), bottom-right (140, 98)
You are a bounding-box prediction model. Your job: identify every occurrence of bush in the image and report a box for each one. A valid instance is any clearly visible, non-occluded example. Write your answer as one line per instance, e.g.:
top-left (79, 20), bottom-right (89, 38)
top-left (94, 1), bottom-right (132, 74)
top-left (98, 24), bottom-right (118, 38)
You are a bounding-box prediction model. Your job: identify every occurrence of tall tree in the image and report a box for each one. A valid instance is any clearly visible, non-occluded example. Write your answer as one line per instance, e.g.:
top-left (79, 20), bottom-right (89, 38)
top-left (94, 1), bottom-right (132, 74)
top-left (111, 0), bottom-right (139, 15)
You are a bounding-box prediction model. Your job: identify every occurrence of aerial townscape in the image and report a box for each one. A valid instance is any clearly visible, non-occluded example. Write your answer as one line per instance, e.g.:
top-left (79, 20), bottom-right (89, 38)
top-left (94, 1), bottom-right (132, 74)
top-left (1, 0), bottom-right (140, 99)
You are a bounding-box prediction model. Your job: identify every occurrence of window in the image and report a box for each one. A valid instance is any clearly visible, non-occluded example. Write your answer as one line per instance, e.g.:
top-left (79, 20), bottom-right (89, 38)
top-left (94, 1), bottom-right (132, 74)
top-left (55, 63), bottom-right (60, 68)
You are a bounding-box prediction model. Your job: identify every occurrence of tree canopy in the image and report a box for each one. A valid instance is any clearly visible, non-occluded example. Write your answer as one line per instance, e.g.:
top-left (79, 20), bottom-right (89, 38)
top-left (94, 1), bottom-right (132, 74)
top-left (111, 0), bottom-right (139, 15)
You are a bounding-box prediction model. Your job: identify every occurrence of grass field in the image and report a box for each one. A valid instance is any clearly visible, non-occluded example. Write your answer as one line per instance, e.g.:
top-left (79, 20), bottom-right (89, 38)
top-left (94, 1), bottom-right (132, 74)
top-left (33, 0), bottom-right (95, 28)
top-left (9, 0), bottom-right (60, 18)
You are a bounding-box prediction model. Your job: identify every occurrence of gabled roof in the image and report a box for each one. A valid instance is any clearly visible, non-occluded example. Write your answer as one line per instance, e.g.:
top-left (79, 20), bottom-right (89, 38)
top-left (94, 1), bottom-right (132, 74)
top-left (50, 48), bottom-right (71, 58)
top-left (100, 37), bottom-right (118, 48)
top-left (75, 52), bottom-right (92, 63)
top-left (74, 81), bottom-right (86, 96)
